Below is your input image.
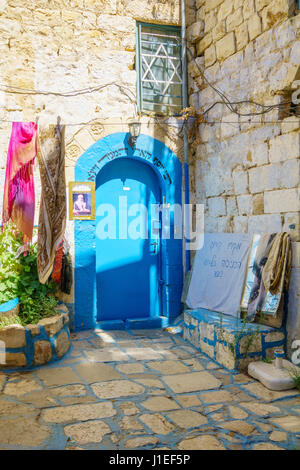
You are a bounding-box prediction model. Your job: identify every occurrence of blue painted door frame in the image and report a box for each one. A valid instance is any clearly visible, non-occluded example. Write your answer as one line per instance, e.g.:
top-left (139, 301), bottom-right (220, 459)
top-left (74, 132), bottom-right (183, 331)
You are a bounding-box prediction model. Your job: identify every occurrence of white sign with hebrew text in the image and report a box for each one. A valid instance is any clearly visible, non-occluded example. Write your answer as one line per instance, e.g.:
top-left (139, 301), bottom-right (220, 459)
top-left (186, 233), bottom-right (252, 317)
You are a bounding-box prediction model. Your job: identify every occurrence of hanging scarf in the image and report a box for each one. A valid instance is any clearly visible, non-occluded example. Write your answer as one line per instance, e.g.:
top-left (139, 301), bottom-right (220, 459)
top-left (37, 124), bottom-right (66, 284)
top-left (2, 122), bottom-right (37, 243)
top-left (262, 232), bottom-right (292, 295)
top-left (61, 252), bottom-right (73, 295)
top-left (51, 240), bottom-right (64, 285)
top-left (247, 233), bottom-right (276, 321)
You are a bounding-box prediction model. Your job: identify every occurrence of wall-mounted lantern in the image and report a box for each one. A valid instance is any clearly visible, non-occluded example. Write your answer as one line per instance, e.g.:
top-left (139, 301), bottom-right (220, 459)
top-left (128, 119), bottom-right (141, 148)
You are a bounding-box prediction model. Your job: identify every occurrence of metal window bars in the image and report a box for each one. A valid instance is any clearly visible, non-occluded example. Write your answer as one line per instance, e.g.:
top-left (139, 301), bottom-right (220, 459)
top-left (137, 23), bottom-right (183, 115)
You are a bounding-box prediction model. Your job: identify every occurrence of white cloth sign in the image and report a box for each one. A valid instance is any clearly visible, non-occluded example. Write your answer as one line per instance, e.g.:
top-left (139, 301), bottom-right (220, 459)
top-left (186, 233), bottom-right (252, 317)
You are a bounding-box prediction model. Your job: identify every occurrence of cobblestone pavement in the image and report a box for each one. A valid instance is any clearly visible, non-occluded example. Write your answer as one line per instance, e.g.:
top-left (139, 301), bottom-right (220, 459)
top-left (0, 328), bottom-right (299, 450)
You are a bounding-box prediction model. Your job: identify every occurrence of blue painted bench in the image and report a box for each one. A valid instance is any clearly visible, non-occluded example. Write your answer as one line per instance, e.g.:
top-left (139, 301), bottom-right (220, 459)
top-left (184, 308), bottom-right (286, 371)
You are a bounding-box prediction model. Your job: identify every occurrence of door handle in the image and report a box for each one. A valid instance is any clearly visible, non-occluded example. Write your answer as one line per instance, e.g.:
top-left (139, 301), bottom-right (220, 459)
top-left (150, 241), bottom-right (158, 254)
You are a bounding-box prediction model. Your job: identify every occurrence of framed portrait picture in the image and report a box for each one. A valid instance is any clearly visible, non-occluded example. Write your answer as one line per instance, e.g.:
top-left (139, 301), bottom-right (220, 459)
top-left (69, 182), bottom-right (95, 220)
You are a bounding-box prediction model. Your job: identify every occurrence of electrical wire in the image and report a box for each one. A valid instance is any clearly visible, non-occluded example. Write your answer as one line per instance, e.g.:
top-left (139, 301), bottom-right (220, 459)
top-left (0, 118), bottom-right (298, 126)
top-left (0, 81), bottom-right (136, 98)
top-left (186, 46), bottom-right (299, 118)
top-left (0, 45), bottom-right (299, 126)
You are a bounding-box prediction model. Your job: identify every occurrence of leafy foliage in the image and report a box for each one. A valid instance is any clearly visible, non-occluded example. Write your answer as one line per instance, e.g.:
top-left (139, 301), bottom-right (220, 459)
top-left (289, 367), bottom-right (300, 392)
top-left (0, 224), bottom-right (24, 304)
top-left (0, 224), bottom-right (58, 326)
top-left (262, 357), bottom-right (273, 364)
top-left (218, 312), bottom-right (264, 360)
top-left (0, 314), bottom-right (22, 328)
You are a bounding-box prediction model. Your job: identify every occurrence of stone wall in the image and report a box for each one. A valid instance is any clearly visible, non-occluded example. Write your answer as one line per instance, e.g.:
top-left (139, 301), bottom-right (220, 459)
top-left (0, 304), bottom-right (70, 369)
top-left (187, 0), bottom-right (300, 357)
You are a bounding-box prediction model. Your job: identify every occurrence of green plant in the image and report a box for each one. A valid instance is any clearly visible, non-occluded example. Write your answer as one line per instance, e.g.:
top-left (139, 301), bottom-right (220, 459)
top-left (16, 245), bottom-right (58, 325)
top-left (0, 224), bottom-right (59, 326)
top-left (0, 224), bottom-right (24, 303)
top-left (262, 357), bottom-right (273, 364)
top-left (218, 312), bottom-right (263, 360)
top-left (0, 314), bottom-right (22, 328)
top-left (289, 367), bottom-right (300, 392)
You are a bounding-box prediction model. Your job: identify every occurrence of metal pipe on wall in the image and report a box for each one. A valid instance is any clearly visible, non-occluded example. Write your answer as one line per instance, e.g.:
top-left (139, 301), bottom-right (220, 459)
top-left (181, 0), bottom-right (191, 273)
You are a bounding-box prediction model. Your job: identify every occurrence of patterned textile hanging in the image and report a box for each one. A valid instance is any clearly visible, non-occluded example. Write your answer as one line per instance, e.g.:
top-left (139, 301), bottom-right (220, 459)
top-left (2, 122), bottom-right (37, 243)
top-left (262, 232), bottom-right (292, 295)
top-left (51, 240), bottom-right (64, 285)
top-left (61, 252), bottom-right (73, 295)
top-left (37, 123), bottom-right (66, 284)
top-left (247, 233), bottom-right (276, 321)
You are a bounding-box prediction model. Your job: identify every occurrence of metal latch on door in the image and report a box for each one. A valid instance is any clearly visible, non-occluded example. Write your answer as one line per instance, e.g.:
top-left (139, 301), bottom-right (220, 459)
top-left (150, 241), bottom-right (158, 254)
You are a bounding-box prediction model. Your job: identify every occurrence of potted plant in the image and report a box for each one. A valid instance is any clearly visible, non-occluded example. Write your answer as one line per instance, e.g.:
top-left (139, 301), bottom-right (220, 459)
top-left (0, 224), bottom-right (22, 323)
top-left (0, 224), bottom-right (58, 327)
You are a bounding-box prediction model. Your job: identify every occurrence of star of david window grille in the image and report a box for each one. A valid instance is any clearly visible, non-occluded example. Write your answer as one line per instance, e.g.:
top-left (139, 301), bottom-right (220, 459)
top-left (137, 23), bottom-right (183, 115)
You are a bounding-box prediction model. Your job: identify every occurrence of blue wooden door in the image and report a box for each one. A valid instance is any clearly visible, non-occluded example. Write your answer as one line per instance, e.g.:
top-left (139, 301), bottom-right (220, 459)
top-left (96, 158), bottom-right (161, 321)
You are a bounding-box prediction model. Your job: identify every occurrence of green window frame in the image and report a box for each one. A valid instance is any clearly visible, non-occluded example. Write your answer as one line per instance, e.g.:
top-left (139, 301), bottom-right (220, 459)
top-left (136, 22), bottom-right (183, 116)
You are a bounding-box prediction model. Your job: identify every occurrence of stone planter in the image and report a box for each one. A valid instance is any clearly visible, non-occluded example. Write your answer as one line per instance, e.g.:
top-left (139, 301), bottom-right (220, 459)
top-left (0, 297), bottom-right (20, 319)
top-left (184, 309), bottom-right (287, 371)
top-left (0, 303), bottom-right (71, 370)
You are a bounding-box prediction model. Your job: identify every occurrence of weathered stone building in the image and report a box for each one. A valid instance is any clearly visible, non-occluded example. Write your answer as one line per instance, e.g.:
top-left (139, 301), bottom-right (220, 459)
top-left (0, 1), bottom-right (299, 356)
top-left (187, 0), bottom-right (300, 355)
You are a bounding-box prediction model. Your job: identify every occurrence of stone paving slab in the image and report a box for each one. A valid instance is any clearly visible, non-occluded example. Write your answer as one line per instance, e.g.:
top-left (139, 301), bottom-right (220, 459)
top-left (3, 378), bottom-right (42, 396)
top-left (36, 367), bottom-right (84, 387)
top-left (74, 363), bottom-right (122, 382)
top-left (43, 402), bottom-right (116, 423)
top-left (0, 328), bottom-right (299, 450)
top-left (146, 360), bottom-right (191, 374)
top-left (126, 347), bottom-right (165, 361)
top-left (140, 396), bottom-right (180, 411)
top-left (162, 371), bottom-right (222, 393)
top-left (83, 348), bottom-right (129, 362)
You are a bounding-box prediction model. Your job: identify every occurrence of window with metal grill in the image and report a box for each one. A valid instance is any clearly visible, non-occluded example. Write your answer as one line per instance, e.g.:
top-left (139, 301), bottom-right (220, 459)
top-left (136, 22), bottom-right (182, 116)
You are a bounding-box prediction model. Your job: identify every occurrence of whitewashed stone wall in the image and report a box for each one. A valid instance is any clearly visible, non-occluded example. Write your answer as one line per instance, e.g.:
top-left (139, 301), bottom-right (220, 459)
top-left (188, 0), bottom-right (300, 356)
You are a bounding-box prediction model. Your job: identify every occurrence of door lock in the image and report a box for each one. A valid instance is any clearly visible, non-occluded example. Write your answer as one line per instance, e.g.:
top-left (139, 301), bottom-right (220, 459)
top-left (150, 241), bottom-right (158, 254)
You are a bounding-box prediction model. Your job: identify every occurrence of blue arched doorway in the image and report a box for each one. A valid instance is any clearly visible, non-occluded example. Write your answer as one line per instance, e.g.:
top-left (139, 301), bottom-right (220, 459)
top-left (74, 132), bottom-right (183, 331)
top-left (96, 157), bottom-right (162, 322)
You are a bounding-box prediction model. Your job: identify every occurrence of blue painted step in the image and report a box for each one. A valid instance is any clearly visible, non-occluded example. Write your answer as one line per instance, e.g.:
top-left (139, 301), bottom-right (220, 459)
top-left (125, 316), bottom-right (168, 329)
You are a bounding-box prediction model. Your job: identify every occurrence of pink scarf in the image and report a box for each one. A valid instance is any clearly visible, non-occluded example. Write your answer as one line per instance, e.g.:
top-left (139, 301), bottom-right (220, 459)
top-left (2, 122), bottom-right (37, 243)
